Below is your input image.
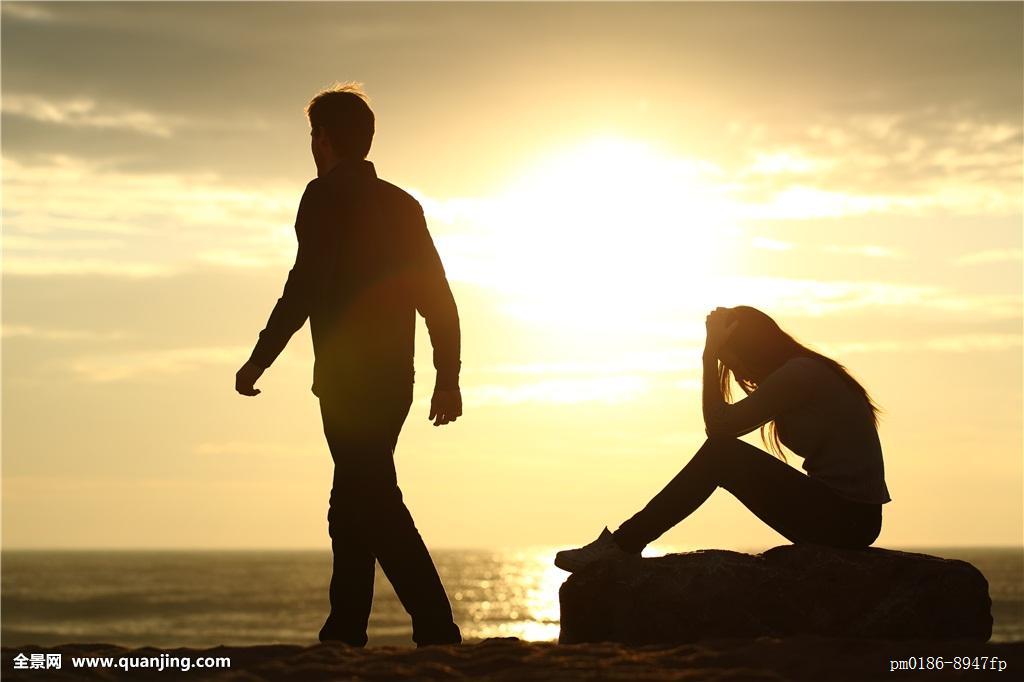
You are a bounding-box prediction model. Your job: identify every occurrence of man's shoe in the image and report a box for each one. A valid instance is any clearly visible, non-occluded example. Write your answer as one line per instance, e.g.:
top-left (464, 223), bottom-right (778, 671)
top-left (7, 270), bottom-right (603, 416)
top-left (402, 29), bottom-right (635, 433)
top-left (414, 623), bottom-right (462, 647)
top-left (318, 617), bottom-right (367, 646)
top-left (554, 527), bottom-right (635, 573)
top-left (415, 637), bottom-right (462, 648)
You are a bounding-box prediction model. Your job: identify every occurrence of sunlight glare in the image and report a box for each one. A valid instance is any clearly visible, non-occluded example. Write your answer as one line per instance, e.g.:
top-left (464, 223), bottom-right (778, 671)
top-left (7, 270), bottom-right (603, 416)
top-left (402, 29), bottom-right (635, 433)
top-left (477, 137), bottom-right (734, 342)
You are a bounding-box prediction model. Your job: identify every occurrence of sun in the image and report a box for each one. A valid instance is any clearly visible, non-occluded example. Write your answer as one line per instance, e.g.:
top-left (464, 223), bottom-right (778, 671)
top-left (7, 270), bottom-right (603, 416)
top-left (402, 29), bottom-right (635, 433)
top-left (472, 136), bottom-right (735, 346)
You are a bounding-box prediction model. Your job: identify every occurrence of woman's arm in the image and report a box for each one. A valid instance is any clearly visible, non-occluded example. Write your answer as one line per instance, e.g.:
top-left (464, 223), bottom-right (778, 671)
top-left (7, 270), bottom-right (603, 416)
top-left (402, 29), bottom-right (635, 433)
top-left (701, 350), bottom-right (729, 432)
top-left (700, 309), bottom-right (816, 438)
top-left (703, 357), bottom-right (817, 438)
top-left (701, 308), bottom-right (736, 432)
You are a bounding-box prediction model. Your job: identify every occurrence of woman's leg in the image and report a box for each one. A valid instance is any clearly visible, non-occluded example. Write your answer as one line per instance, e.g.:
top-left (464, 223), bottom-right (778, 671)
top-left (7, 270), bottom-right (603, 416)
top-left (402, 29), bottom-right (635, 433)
top-left (612, 436), bottom-right (881, 553)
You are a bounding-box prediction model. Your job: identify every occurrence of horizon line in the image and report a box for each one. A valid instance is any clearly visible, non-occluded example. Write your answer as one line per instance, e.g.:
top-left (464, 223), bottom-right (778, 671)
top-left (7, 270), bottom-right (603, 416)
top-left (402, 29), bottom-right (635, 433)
top-left (3, 544), bottom-right (1022, 552)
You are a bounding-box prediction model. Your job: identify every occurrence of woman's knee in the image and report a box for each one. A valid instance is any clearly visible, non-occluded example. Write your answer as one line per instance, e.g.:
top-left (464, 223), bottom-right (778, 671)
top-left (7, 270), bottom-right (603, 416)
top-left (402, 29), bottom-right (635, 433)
top-left (699, 435), bottom-right (741, 453)
top-left (697, 435), bottom-right (750, 468)
top-left (705, 438), bottom-right (798, 500)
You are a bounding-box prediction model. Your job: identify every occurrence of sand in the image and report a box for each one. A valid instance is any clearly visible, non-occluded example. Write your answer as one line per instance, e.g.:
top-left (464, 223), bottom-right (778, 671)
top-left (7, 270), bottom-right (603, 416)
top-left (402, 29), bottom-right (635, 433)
top-left (3, 637), bottom-right (1022, 680)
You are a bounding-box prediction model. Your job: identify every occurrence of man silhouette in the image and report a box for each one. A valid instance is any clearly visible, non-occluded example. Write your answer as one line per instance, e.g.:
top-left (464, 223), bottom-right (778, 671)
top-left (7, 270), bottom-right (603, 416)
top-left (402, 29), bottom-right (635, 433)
top-left (235, 83), bottom-right (463, 647)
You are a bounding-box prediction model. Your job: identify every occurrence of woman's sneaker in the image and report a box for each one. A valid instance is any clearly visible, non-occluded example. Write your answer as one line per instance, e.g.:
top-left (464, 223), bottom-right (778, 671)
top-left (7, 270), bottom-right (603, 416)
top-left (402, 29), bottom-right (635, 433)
top-left (554, 527), bottom-right (635, 572)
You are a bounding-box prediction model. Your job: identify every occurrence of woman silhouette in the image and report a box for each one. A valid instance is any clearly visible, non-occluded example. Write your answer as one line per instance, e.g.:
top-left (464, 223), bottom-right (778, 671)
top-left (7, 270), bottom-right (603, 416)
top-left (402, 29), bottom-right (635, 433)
top-left (555, 306), bottom-right (891, 572)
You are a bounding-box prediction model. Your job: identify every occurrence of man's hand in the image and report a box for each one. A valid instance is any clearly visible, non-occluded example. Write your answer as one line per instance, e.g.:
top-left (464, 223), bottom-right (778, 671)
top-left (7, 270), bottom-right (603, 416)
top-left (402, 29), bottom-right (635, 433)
top-left (429, 388), bottom-right (462, 426)
top-left (235, 361), bottom-right (265, 396)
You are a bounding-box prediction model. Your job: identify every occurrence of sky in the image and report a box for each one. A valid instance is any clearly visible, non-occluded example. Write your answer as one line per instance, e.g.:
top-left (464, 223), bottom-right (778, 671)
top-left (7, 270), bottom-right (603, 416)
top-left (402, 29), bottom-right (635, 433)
top-left (2, 1), bottom-right (1021, 551)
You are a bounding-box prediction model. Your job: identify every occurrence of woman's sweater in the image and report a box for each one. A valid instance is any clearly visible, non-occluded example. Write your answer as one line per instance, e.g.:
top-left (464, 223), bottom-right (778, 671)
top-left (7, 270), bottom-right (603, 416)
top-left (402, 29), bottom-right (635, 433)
top-left (703, 355), bottom-right (891, 505)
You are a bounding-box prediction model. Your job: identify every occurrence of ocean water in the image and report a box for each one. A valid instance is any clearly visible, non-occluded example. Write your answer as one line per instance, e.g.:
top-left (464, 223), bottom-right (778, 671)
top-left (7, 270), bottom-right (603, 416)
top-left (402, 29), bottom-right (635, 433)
top-left (2, 547), bottom-right (1020, 648)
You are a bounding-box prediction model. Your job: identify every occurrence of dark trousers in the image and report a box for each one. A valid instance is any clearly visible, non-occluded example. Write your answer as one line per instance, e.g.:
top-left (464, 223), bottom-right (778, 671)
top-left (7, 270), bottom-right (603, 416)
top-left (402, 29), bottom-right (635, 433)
top-left (317, 383), bottom-right (460, 646)
top-left (613, 436), bottom-right (882, 553)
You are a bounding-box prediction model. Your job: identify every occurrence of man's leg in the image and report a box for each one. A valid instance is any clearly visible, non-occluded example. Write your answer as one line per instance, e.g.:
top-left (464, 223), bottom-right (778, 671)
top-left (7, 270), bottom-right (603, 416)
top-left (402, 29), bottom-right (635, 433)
top-left (365, 470), bottom-right (461, 645)
top-left (357, 387), bottom-right (460, 646)
top-left (320, 385), bottom-right (460, 646)
top-left (318, 400), bottom-right (377, 646)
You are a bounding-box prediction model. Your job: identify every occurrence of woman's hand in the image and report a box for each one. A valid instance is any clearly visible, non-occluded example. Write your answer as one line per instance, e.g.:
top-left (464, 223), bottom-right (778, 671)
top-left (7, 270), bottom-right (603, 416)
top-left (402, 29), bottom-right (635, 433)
top-left (704, 307), bottom-right (739, 358)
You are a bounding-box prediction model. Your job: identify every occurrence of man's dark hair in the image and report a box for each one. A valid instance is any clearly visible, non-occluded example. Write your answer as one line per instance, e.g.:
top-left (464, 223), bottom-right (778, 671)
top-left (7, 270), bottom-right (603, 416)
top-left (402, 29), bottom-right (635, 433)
top-left (305, 82), bottom-right (375, 159)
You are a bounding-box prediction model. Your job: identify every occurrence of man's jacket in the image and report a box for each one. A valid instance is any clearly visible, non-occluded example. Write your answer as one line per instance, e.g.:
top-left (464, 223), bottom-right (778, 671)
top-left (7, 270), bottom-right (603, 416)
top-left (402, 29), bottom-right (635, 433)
top-left (247, 159), bottom-right (460, 397)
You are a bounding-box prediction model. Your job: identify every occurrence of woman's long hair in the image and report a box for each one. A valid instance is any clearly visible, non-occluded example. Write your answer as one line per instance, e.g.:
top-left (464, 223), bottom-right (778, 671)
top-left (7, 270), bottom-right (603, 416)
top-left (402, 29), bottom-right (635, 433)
top-left (717, 306), bottom-right (881, 461)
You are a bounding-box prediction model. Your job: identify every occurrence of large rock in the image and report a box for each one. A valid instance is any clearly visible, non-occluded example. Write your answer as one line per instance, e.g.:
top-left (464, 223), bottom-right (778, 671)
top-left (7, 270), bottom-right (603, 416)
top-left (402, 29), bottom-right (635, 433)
top-left (559, 545), bottom-right (992, 644)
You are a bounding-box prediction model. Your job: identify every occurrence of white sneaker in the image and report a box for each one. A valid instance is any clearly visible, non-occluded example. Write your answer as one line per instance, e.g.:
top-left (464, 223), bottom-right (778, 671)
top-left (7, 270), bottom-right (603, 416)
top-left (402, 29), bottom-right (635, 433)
top-left (554, 527), bottom-right (633, 573)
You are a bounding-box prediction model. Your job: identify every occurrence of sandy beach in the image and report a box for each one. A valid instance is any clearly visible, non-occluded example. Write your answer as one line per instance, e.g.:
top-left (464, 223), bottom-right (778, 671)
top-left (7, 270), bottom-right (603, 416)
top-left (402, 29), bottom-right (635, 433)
top-left (4, 636), bottom-right (1022, 681)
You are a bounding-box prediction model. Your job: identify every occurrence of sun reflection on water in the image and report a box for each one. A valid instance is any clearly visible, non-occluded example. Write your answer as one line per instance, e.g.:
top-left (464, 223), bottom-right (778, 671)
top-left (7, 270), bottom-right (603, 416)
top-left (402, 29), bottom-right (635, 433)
top-left (451, 544), bottom-right (685, 642)
top-left (451, 549), bottom-right (563, 641)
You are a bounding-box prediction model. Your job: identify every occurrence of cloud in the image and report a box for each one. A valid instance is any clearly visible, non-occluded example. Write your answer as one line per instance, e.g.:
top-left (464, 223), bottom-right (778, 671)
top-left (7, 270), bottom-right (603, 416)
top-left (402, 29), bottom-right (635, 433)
top-left (1, 2), bottom-right (57, 22)
top-left (735, 182), bottom-right (1019, 220)
top-left (4, 155), bottom-right (294, 232)
top-left (723, 110), bottom-right (1022, 217)
top-left (751, 237), bottom-right (794, 252)
top-left (2, 2), bottom-right (424, 44)
top-left (2, 257), bottom-right (177, 278)
top-left (821, 245), bottom-right (901, 259)
top-left (457, 328), bottom-right (1023, 404)
top-left (1, 234), bottom-right (125, 251)
top-left (806, 114), bottom-right (1022, 183)
top-left (3, 154), bottom-right (298, 277)
top-left (194, 441), bottom-right (300, 457)
top-left (921, 334), bottom-right (1022, 352)
top-left (3, 94), bottom-right (180, 137)
top-left (821, 333), bottom-right (1022, 356)
top-left (195, 249), bottom-right (285, 269)
top-left (1, 324), bottom-right (129, 341)
top-left (414, 135), bottom-right (1017, 315)
top-left (420, 155), bottom-right (1020, 333)
top-left (674, 378), bottom-right (702, 392)
top-left (745, 150), bottom-right (835, 175)
top-left (716, 276), bottom-right (1023, 320)
top-left (955, 248), bottom-right (1023, 266)
top-left (69, 345), bottom-right (248, 382)
top-left (750, 238), bottom-right (901, 259)
top-left (470, 376), bottom-right (649, 405)
top-left (490, 352), bottom-right (700, 377)
top-left (751, 241), bottom-right (901, 258)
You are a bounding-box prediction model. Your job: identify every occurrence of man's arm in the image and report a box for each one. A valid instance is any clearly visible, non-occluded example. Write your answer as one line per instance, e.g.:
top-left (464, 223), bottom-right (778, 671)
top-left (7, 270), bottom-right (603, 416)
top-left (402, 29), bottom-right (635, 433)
top-left (406, 200), bottom-right (462, 425)
top-left (408, 201), bottom-right (461, 392)
top-left (245, 180), bottom-right (320, 372)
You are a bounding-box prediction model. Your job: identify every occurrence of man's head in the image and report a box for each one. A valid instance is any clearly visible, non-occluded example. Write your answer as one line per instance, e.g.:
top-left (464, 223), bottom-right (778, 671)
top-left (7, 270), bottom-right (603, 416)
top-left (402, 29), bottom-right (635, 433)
top-left (305, 82), bottom-right (374, 173)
